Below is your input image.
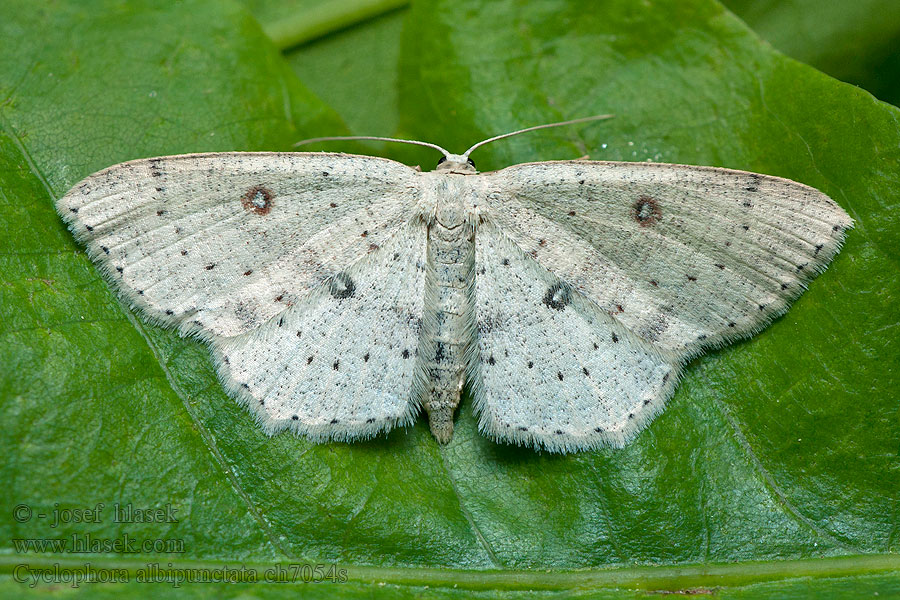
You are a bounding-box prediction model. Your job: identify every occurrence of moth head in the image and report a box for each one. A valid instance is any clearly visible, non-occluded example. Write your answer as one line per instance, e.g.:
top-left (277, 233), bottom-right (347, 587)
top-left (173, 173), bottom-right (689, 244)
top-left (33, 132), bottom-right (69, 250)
top-left (435, 154), bottom-right (477, 174)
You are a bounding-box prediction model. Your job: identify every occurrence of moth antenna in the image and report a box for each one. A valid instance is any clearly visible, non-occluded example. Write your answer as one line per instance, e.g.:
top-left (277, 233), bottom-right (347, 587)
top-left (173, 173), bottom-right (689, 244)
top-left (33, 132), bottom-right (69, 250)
top-left (462, 114), bottom-right (614, 159)
top-left (294, 135), bottom-right (452, 159)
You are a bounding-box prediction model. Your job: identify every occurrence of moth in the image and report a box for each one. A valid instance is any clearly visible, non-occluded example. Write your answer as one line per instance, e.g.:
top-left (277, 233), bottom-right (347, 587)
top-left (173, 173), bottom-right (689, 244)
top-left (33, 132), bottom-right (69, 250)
top-left (57, 117), bottom-right (852, 453)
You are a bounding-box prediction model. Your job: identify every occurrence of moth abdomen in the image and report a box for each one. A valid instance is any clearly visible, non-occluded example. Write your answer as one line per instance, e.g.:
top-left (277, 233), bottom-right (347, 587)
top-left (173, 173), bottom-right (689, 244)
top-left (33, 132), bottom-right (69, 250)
top-left (416, 180), bottom-right (478, 443)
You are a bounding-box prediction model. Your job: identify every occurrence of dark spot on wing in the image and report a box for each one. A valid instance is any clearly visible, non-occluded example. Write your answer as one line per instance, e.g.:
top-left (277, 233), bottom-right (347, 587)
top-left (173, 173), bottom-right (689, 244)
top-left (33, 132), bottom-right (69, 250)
top-left (402, 348), bottom-right (410, 359)
top-left (815, 244), bottom-right (823, 255)
top-left (543, 282), bottom-right (571, 310)
top-left (329, 272), bottom-right (355, 299)
top-left (116, 266), bottom-right (123, 273)
top-left (745, 174), bottom-right (760, 192)
top-left (241, 185), bottom-right (274, 215)
top-left (488, 355), bottom-right (496, 366)
top-left (633, 196), bottom-right (661, 226)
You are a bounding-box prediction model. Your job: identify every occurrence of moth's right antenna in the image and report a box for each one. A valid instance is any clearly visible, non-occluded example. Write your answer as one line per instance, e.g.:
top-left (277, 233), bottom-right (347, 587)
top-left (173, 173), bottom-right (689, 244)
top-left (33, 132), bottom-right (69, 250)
top-left (294, 135), bottom-right (453, 160)
top-left (294, 114), bottom-right (613, 161)
top-left (462, 114), bottom-right (614, 159)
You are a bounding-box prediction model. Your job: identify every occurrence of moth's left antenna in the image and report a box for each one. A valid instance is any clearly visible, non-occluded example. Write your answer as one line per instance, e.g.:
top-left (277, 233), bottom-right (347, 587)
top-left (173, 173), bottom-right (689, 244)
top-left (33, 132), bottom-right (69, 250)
top-left (294, 135), bottom-right (452, 159)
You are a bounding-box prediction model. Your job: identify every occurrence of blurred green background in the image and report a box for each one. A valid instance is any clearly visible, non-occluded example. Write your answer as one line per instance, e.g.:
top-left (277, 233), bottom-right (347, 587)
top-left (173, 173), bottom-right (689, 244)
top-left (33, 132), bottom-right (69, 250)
top-left (256, 0), bottom-right (900, 138)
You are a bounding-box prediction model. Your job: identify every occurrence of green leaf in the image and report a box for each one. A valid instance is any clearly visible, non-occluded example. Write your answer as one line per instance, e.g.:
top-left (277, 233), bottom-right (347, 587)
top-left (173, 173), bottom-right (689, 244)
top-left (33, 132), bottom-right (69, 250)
top-left (2, 0), bottom-right (898, 597)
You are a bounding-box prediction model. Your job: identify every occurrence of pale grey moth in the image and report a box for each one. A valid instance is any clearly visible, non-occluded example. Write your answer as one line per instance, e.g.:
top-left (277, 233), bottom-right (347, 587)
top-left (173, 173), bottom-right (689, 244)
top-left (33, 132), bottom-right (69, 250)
top-left (57, 118), bottom-right (853, 453)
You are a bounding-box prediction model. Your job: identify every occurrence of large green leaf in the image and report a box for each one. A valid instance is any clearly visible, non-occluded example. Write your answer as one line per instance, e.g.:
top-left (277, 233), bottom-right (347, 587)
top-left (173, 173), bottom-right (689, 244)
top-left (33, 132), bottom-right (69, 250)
top-left (1, 0), bottom-right (898, 596)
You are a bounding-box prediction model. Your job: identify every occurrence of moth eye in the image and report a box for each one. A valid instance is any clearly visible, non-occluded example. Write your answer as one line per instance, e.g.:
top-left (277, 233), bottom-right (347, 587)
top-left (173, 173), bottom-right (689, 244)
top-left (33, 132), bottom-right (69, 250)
top-left (467, 157), bottom-right (476, 168)
top-left (436, 156), bottom-right (447, 166)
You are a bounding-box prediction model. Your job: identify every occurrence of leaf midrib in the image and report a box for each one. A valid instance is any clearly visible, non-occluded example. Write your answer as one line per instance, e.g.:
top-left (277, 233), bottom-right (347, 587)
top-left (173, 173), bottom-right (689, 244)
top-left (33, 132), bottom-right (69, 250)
top-left (2, 554), bottom-right (898, 591)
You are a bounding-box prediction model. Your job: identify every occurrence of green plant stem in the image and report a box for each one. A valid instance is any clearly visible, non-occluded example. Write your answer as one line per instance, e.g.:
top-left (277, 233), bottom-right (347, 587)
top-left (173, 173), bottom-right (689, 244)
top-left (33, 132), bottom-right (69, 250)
top-left (263, 0), bottom-right (408, 50)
